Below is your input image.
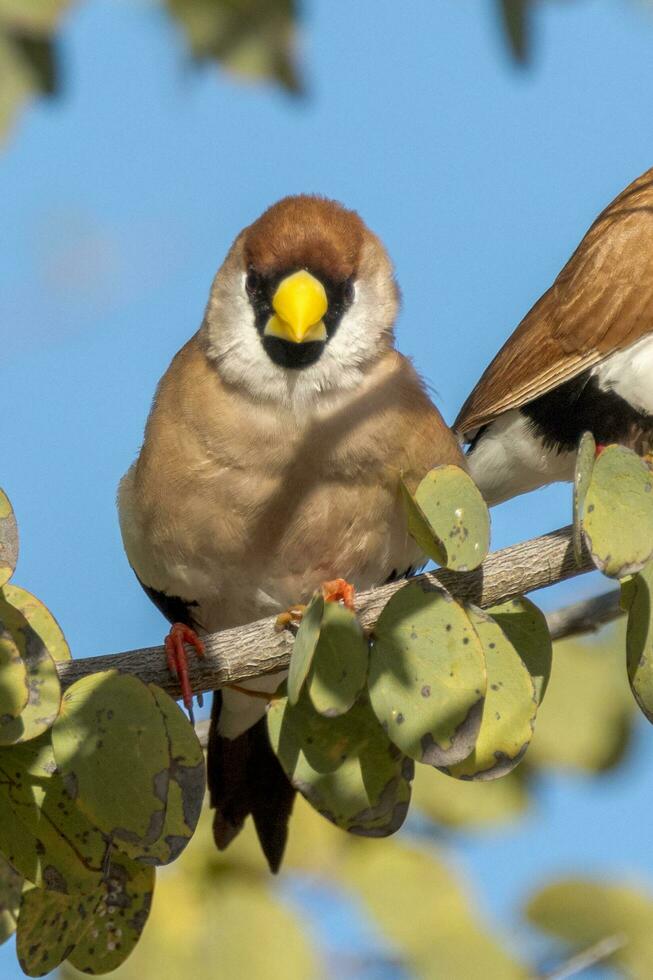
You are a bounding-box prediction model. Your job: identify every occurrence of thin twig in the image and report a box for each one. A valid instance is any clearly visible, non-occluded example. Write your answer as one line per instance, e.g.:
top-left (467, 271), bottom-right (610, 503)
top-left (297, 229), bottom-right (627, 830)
top-left (542, 933), bottom-right (627, 979)
top-left (55, 524), bottom-right (594, 699)
top-left (545, 589), bottom-right (622, 641)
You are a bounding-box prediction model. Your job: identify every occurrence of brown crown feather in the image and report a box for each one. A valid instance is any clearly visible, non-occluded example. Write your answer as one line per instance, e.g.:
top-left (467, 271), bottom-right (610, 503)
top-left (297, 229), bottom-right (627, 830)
top-left (242, 195), bottom-right (367, 282)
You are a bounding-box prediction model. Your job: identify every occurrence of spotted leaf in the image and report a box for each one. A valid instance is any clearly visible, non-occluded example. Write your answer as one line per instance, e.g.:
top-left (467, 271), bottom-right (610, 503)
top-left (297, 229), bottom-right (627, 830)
top-left (52, 672), bottom-right (171, 859)
top-left (623, 560), bottom-right (653, 724)
top-left (0, 588), bottom-right (61, 745)
top-left (581, 444), bottom-right (653, 578)
top-left (402, 465), bottom-right (490, 572)
top-left (0, 852), bottom-right (21, 945)
top-left (368, 579), bottom-right (486, 767)
top-left (0, 489), bottom-right (18, 588)
top-left (486, 597), bottom-right (552, 703)
top-left (572, 431), bottom-right (596, 564)
top-left (287, 593), bottom-right (324, 705)
top-left (442, 608), bottom-right (537, 780)
top-left (268, 690), bottom-right (413, 836)
top-left (307, 602), bottom-right (368, 717)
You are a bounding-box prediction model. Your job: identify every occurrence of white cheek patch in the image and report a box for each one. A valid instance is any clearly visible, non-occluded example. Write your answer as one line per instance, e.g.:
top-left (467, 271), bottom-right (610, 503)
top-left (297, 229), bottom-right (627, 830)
top-left (204, 267), bottom-right (393, 410)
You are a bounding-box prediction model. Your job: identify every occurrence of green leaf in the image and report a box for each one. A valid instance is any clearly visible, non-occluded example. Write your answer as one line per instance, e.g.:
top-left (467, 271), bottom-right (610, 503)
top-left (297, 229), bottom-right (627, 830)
top-left (17, 855), bottom-right (154, 977)
top-left (165, 0), bottom-right (301, 93)
top-left (526, 878), bottom-right (653, 977)
top-left (66, 855), bottom-right (155, 974)
top-left (582, 444), bottom-right (653, 578)
top-left (145, 684), bottom-right (206, 864)
top-left (368, 579), bottom-right (486, 766)
top-left (528, 625), bottom-right (634, 773)
top-left (342, 839), bottom-right (529, 978)
top-left (4, 583), bottom-right (71, 662)
top-left (572, 431), bottom-right (596, 564)
top-left (0, 0), bottom-right (73, 33)
top-left (0, 587), bottom-right (61, 745)
top-left (0, 733), bottom-right (107, 892)
top-left (267, 690), bottom-right (413, 836)
top-left (17, 886), bottom-right (90, 977)
top-left (497, 0), bottom-right (530, 64)
top-left (624, 560), bottom-right (653, 723)
top-left (0, 489), bottom-right (18, 588)
top-left (0, 852), bottom-right (21, 945)
top-left (52, 672), bottom-right (171, 859)
top-left (443, 608), bottom-right (537, 780)
top-left (307, 602), bottom-right (368, 717)
top-left (0, 627), bottom-right (28, 720)
top-left (287, 593), bottom-right (323, 705)
top-left (402, 465), bottom-right (490, 571)
top-left (411, 762), bottom-right (528, 828)
top-left (486, 596), bottom-right (552, 703)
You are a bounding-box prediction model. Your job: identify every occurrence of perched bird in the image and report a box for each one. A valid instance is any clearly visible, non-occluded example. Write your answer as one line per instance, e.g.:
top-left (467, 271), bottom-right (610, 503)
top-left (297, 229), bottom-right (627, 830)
top-left (455, 167), bottom-right (653, 505)
top-left (118, 195), bottom-right (464, 871)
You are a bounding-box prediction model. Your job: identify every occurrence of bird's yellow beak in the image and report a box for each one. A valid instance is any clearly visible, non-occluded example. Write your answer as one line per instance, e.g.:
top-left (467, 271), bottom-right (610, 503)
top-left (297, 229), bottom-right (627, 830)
top-left (264, 270), bottom-right (328, 344)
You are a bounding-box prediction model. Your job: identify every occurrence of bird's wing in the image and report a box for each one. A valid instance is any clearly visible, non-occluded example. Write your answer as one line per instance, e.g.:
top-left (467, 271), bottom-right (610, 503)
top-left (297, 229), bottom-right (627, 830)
top-left (455, 168), bottom-right (653, 437)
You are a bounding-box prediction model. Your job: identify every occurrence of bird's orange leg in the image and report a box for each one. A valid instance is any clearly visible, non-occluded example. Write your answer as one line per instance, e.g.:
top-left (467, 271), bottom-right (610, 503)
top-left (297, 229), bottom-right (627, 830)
top-left (321, 578), bottom-right (356, 610)
top-left (164, 623), bottom-right (205, 723)
top-left (274, 579), bottom-right (356, 633)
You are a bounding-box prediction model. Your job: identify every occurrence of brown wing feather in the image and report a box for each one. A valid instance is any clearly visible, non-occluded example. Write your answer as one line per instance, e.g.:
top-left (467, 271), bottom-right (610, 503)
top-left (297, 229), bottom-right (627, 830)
top-left (455, 168), bottom-right (653, 437)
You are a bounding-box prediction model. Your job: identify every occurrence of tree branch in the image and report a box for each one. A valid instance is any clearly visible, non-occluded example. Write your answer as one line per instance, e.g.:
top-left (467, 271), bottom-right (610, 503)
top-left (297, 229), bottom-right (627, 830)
top-left (55, 524), bottom-right (599, 699)
top-left (545, 588), bottom-right (622, 641)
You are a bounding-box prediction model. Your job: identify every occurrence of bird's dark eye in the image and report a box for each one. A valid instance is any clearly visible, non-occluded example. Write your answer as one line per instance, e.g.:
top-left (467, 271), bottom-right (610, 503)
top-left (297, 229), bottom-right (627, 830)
top-left (246, 268), bottom-right (260, 295)
top-left (343, 277), bottom-right (355, 305)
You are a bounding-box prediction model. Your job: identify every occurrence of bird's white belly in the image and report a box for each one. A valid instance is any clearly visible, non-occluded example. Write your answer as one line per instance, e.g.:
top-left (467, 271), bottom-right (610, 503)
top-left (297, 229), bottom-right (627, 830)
top-left (594, 333), bottom-right (653, 414)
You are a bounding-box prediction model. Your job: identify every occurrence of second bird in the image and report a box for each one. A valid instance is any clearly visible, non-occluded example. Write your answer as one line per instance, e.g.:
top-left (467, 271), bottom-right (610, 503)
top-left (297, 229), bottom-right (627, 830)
top-left (456, 167), bottom-right (653, 505)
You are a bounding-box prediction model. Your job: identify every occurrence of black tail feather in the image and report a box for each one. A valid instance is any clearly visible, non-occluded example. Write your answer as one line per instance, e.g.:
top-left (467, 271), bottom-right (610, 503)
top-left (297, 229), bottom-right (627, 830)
top-left (207, 691), bottom-right (296, 873)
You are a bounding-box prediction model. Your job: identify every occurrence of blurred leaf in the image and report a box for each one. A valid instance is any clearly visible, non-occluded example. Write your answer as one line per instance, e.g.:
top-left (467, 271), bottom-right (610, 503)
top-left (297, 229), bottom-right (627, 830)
top-left (573, 431), bottom-right (596, 564)
top-left (0, 588), bottom-right (61, 745)
top-left (165, 0), bottom-right (301, 93)
top-left (401, 465), bottom-right (490, 571)
top-left (582, 444), bottom-right (653, 578)
top-left (0, 853), bottom-right (21, 945)
top-left (341, 839), bottom-right (529, 978)
top-left (0, 0), bottom-right (69, 142)
top-left (526, 878), bottom-right (653, 978)
top-left (268, 689), bottom-right (413, 836)
top-left (0, 489), bottom-right (18, 588)
top-left (307, 601), bottom-right (368, 717)
top-left (411, 762), bottom-right (529, 828)
top-left (0, 0), bottom-right (72, 34)
top-left (444, 608), bottom-right (536, 781)
top-left (528, 625), bottom-right (634, 772)
top-left (498, 0), bottom-right (530, 63)
top-left (487, 596), bottom-right (552, 703)
top-left (623, 560), bottom-right (653, 724)
top-left (369, 579), bottom-right (486, 766)
top-left (287, 592), bottom-right (323, 705)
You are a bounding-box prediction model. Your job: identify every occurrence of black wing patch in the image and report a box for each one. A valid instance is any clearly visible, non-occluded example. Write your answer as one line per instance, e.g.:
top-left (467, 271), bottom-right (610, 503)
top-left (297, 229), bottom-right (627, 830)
top-left (133, 571), bottom-right (199, 628)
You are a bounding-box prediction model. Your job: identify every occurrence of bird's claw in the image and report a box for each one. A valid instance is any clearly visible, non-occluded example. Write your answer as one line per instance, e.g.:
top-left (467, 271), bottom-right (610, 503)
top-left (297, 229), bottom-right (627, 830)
top-left (274, 579), bottom-right (356, 634)
top-left (164, 623), bottom-right (205, 723)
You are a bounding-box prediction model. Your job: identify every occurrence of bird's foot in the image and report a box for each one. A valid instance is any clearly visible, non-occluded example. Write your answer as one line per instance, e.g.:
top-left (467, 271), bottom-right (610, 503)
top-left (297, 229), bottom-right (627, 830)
top-left (595, 443), bottom-right (607, 456)
top-left (321, 578), bottom-right (356, 610)
top-left (164, 623), bottom-right (205, 723)
top-left (274, 604), bottom-right (307, 633)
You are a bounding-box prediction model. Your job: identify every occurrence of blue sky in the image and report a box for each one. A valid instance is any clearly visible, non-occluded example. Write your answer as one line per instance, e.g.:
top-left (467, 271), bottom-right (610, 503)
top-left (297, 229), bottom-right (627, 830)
top-left (2, 0), bottom-right (653, 975)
